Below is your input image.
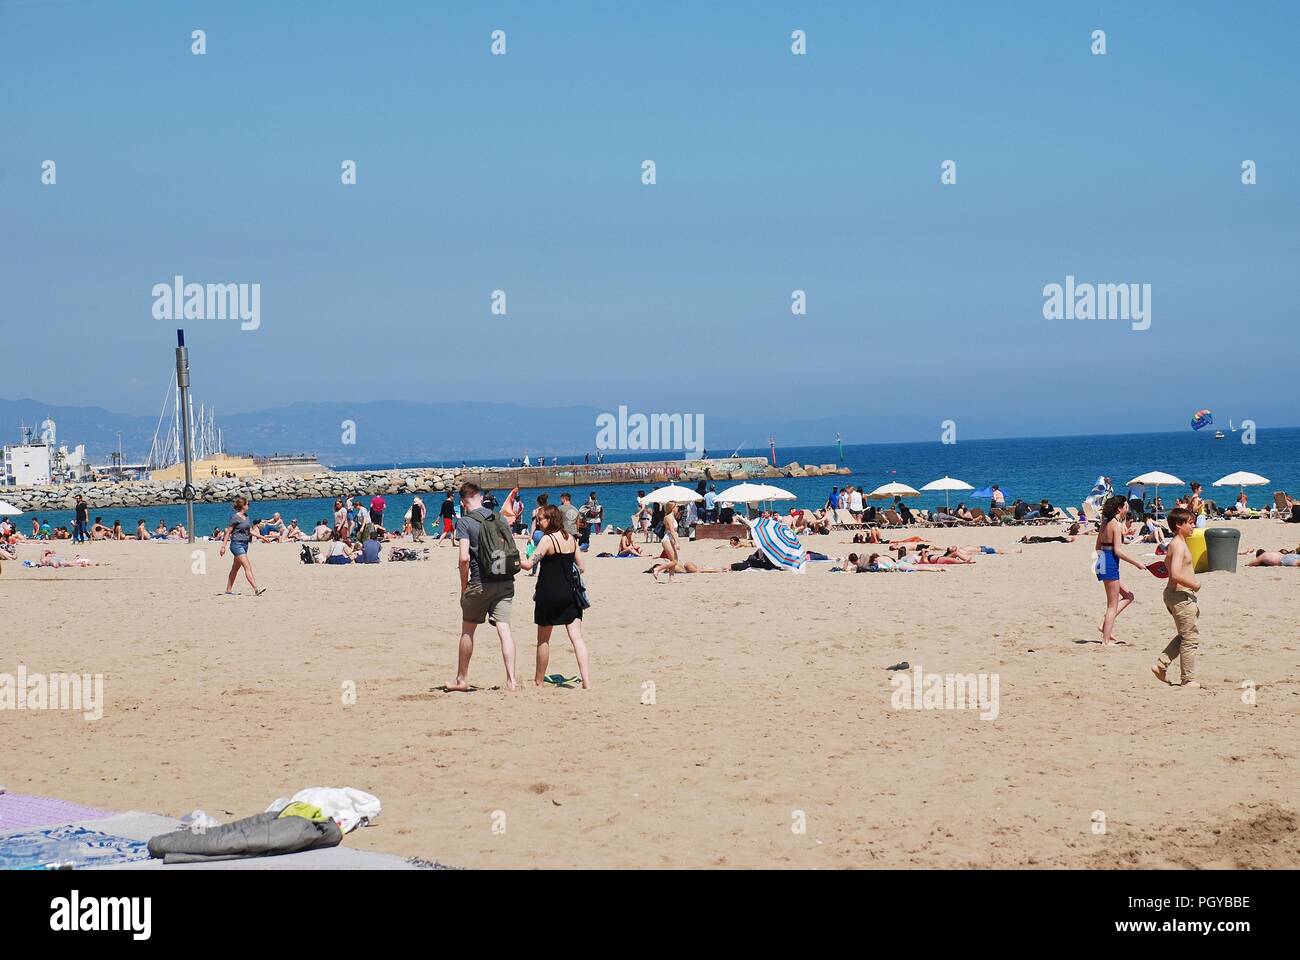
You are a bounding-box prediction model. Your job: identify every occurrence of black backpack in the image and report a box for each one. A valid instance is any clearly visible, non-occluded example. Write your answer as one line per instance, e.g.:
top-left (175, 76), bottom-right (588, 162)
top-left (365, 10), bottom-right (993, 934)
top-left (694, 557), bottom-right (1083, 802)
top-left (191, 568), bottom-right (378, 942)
top-left (299, 544), bottom-right (319, 565)
top-left (470, 509), bottom-right (520, 581)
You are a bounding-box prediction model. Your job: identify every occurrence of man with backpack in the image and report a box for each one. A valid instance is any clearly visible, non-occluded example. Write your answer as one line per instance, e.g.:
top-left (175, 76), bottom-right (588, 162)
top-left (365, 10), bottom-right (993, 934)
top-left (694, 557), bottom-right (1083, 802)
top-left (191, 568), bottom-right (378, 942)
top-left (446, 482), bottom-right (520, 692)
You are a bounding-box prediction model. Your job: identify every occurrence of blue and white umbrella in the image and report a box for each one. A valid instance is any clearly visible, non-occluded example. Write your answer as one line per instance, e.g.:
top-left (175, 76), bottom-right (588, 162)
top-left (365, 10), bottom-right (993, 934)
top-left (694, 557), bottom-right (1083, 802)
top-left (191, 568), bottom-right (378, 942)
top-left (750, 516), bottom-right (806, 573)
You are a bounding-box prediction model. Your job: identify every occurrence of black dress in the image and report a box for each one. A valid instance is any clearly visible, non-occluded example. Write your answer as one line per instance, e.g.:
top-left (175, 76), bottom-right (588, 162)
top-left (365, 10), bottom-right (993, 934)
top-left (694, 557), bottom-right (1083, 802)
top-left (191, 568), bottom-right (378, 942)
top-left (534, 534), bottom-right (582, 626)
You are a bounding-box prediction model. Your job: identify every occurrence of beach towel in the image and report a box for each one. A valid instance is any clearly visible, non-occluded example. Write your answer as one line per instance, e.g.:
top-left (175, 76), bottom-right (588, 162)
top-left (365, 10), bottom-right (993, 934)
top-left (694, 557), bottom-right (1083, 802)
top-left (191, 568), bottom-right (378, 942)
top-left (0, 825), bottom-right (150, 870)
top-left (0, 791), bottom-right (114, 830)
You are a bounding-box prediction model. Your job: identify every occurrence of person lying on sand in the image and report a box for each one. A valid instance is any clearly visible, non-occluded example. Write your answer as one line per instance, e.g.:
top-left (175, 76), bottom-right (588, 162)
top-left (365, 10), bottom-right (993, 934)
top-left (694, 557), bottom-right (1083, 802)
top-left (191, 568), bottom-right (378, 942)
top-left (650, 559), bottom-right (728, 581)
top-left (951, 544), bottom-right (1021, 558)
top-left (35, 550), bottom-right (101, 568)
top-left (863, 552), bottom-right (943, 573)
top-left (1246, 549), bottom-right (1300, 567)
top-left (1020, 522), bottom-right (1081, 545)
top-left (914, 546), bottom-right (975, 564)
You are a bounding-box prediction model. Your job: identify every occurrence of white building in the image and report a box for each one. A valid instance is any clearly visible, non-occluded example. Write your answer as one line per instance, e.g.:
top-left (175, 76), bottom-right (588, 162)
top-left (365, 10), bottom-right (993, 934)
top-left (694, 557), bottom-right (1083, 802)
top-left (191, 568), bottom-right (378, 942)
top-left (3, 441), bottom-right (52, 487)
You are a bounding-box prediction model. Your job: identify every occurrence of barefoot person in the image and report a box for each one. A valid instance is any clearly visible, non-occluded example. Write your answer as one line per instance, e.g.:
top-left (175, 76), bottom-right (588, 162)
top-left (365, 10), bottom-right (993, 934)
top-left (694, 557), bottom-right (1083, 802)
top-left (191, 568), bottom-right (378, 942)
top-left (1152, 507), bottom-right (1202, 687)
top-left (519, 504), bottom-right (592, 689)
top-left (1095, 495), bottom-right (1145, 645)
top-left (219, 496), bottom-right (270, 596)
top-left (446, 483), bottom-right (519, 692)
top-left (659, 501), bottom-right (681, 563)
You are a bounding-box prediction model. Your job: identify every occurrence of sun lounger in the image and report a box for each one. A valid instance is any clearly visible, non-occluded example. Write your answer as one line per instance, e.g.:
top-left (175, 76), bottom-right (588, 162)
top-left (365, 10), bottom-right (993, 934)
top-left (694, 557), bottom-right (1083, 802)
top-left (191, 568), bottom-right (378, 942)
top-left (881, 510), bottom-right (904, 528)
top-left (834, 508), bottom-right (863, 530)
top-left (1274, 492), bottom-right (1292, 520)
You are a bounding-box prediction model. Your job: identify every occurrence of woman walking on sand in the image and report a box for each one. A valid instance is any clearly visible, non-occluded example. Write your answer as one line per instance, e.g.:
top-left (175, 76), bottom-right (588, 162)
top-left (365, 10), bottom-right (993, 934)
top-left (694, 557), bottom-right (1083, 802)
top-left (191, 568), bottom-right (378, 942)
top-left (659, 501), bottom-right (681, 564)
top-left (519, 504), bottom-right (591, 689)
top-left (1095, 495), bottom-right (1145, 644)
top-left (220, 496), bottom-right (271, 596)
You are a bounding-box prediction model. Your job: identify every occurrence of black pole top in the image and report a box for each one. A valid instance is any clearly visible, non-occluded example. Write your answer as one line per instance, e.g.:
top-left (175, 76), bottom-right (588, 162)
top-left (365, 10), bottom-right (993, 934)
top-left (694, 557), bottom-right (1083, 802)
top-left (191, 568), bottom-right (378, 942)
top-left (177, 329), bottom-right (185, 347)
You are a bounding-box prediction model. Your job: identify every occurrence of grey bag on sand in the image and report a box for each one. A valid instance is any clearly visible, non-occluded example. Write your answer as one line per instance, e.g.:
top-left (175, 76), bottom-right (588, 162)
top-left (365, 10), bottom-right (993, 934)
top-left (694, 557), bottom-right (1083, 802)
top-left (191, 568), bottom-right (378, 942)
top-left (148, 811), bottom-right (342, 864)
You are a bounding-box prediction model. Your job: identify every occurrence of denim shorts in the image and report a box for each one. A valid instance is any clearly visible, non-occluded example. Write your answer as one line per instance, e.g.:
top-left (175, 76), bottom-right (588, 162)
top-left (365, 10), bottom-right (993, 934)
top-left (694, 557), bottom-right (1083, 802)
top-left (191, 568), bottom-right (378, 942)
top-left (230, 540), bottom-right (249, 557)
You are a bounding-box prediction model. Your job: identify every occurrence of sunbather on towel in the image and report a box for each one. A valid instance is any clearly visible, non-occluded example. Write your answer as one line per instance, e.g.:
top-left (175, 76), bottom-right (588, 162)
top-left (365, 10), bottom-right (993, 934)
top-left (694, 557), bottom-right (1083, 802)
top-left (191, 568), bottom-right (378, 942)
top-left (34, 550), bottom-right (100, 568)
top-left (617, 530), bottom-right (642, 557)
top-left (1247, 550), bottom-right (1300, 567)
top-left (861, 552), bottom-right (943, 573)
top-left (914, 546), bottom-right (975, 564)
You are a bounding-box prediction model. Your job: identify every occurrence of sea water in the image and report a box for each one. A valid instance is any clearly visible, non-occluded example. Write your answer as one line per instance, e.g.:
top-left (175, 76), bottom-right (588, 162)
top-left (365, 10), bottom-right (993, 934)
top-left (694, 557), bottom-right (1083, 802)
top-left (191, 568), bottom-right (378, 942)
top-left (19, 427), bottom-right (1300, 536)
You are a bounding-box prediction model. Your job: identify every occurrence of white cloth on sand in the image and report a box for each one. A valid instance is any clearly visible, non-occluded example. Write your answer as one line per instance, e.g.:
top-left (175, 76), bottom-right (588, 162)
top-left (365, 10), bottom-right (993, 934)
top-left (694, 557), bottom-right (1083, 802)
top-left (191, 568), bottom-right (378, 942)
top-left (265, 787), bottom-right (381, 834)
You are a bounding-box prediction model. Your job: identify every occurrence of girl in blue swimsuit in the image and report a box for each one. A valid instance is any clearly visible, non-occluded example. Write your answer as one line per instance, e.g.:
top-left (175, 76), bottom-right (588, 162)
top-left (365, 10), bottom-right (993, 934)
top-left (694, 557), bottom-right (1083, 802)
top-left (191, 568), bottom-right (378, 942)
top-left (1095, 495), bottom-right (1145, 645)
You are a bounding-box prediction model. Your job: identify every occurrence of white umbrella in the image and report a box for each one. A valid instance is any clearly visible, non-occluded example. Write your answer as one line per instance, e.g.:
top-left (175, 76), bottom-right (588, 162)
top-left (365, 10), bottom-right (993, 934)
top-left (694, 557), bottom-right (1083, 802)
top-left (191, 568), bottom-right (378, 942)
top-left (868, 482), bottom-right (920, 500)
top-left (0, 500), bottom-right (23, 516)
top-left (1127, 471), bottom-right (1185, 514)
top-left (714, 482), bottom-right (796, 504)
top-left (920, 476), bottom-right (973, 509)
top-left (1129, 471), bottom-right (1184, 487)
top-left (1213, 471), bottom-right (1270, 503)
top-left (639, 484), bottom-right (703, 505)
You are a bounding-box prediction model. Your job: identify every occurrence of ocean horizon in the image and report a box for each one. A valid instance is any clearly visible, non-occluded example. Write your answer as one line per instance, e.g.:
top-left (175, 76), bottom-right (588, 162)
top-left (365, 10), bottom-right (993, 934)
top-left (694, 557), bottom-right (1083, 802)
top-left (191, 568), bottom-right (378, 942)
top-left (21, 427), bottom-right (1299, 536)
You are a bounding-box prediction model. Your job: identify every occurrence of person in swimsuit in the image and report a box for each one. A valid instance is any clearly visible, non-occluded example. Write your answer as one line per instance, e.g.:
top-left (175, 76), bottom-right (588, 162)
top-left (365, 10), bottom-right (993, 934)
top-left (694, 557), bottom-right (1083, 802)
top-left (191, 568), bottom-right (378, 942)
top-left (659, 502), bottom-right (681, 563)
top-left (1095, 495), bottom-right (1146, 645)
top-left (650, 558), bottom-right (727, 580)
top-left (518, 504), bottom-right (591, 689)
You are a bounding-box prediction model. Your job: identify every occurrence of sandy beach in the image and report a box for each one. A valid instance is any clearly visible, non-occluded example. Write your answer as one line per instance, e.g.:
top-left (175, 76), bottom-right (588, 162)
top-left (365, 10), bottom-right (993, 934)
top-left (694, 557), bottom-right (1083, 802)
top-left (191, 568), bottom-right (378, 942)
top-left (5, 519), bottom-right (1298, 869)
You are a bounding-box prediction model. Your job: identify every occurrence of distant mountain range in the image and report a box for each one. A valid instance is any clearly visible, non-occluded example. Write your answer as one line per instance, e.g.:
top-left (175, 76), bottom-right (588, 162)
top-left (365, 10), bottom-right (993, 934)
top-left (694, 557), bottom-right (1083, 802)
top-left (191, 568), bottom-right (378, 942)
top-left (0, 397), bottom-right (955, 466)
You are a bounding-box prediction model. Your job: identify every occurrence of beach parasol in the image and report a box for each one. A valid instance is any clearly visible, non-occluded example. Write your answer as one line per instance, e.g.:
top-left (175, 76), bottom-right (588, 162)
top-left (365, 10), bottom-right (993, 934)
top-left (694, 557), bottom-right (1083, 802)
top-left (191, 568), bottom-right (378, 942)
top-left (0, 500), bottom-right (22, 516)
top-left (747, 516), bottom-right (806, 573)
top-left (715, 482), bottom-right (796, 504)
top-left (868, 482), bottom-right (920, 500)
top-left (1127, 471), bottom-right (1184, 511)
top-left (1212, 471), bottom-right (1270, 501)
top-left (639, 484), bottom-right (703, 505)
top-left (921, 476), bottom-right (973, 509)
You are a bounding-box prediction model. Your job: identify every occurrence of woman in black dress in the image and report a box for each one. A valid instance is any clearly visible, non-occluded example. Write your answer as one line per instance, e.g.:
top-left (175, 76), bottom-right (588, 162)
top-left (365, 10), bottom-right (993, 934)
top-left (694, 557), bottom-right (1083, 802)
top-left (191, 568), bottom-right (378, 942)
top-left (519, 504), bottom-right (591, 689)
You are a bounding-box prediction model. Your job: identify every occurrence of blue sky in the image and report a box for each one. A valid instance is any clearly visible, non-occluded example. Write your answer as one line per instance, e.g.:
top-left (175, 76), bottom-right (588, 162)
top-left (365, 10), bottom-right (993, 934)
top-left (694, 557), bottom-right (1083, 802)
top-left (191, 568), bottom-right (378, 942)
top-left (3, 0), bottom-right (1297, 440)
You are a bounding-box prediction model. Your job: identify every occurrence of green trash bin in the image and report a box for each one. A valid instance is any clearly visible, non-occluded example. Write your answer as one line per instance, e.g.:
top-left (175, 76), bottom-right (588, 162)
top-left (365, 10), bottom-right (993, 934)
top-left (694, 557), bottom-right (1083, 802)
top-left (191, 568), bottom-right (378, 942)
top-left (1204, 527), bottom-right (1240, 573)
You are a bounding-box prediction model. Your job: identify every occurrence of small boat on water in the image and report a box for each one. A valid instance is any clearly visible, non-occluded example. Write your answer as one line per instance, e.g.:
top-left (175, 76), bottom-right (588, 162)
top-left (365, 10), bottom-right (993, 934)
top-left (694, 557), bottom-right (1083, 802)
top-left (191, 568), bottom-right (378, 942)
top-left (1214, 430), bottom-right (1226, 440)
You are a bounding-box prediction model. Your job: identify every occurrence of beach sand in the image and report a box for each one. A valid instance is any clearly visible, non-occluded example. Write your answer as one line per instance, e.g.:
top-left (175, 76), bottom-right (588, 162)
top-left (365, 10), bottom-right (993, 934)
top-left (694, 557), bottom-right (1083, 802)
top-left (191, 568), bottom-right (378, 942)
top-left (6, 519), bottom-right (1298, 868)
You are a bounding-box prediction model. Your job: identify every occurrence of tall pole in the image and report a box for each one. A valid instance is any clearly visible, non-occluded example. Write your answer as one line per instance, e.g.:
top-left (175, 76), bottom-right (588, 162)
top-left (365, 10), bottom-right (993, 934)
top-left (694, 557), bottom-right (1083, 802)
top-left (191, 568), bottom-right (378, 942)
top-left (175, 330), bottom-right (196, 544)
top-left (768, 435), bottom-right (777, 467)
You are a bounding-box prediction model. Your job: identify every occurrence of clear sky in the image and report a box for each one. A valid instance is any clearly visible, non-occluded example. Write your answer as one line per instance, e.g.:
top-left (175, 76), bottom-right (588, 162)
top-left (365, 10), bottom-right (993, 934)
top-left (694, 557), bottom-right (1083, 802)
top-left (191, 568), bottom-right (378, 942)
top-left (3, 0), bottom-right (1297, 440)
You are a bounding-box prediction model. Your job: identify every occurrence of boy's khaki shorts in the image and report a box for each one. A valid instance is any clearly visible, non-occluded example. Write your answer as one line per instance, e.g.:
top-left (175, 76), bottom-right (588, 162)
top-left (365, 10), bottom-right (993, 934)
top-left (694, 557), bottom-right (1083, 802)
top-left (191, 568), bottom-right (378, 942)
top-left (461, 580), bottom-right (514, 625)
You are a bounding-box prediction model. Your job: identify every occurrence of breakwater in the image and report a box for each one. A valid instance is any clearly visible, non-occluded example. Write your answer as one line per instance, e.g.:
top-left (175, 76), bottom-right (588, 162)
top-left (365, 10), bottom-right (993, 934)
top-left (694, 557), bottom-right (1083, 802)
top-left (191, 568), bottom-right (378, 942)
top-left (2, 458), bottom-right (851, 512)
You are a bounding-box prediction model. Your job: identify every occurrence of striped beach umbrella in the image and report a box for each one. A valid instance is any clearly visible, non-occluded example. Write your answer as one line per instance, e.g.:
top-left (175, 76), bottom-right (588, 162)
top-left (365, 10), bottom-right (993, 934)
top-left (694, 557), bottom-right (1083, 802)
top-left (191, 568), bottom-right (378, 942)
top-left (750, 516), bottom-right (806, 573)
